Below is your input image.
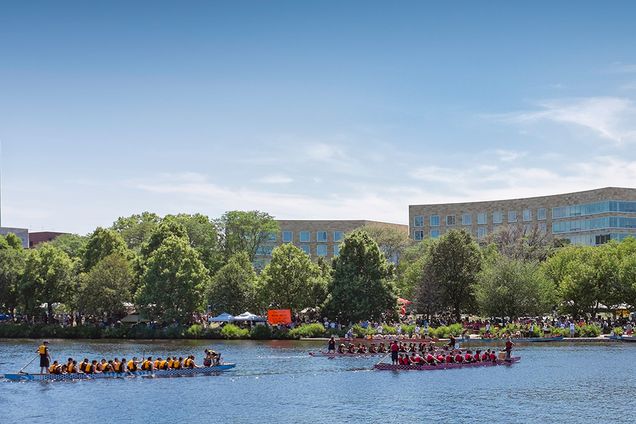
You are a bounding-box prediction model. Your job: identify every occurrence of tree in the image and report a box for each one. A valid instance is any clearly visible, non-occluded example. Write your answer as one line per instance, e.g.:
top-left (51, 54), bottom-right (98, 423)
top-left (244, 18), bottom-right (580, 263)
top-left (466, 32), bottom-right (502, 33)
top-left (0, 234), bottom-right (25, 313)
top-left (396, 239), bottom-right (433, 299)
top-left (169, 213), bottom-right (222, 273)
top-left (361, 224), bottom-right (413, 264)
top-left (484, 224), bottom-right (560, 262)
top-left (474, 254), bottom-right (555, 318)
top-left (135, 236), bottom-right (210, 323)
top-left (83, 227), bottom-right (130, 271)
top-left (112, 212), bottom-right (161, 251)
top-left (217, 210), bottom-right (279, 262)
top-left (140, 217), bottom-right (189, 258)
top-left (49, 233), bottom-right (88, 259)
top-left (207, 252), bottom-right (256, 315)
top-left (423, 229), bottom-right (481, 321)
top-left (323, 230), bottom-right (396, 323)
top-left (21, 244), bottom-right (74, 320)
top-left (257, 244), bottom-right (327, 311)
top-left (77, 254), bottom-right (134, 319)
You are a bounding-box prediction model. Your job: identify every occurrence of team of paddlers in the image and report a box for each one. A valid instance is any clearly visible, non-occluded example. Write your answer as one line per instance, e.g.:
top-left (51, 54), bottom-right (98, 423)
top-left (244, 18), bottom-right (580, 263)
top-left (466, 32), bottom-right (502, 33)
top-left (43, 347), bottom-right (222, 375)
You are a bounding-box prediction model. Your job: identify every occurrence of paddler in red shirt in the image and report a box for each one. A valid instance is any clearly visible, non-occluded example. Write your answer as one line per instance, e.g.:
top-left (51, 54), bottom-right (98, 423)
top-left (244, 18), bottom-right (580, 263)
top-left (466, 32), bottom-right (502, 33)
top-left (454, 351), bottom-right (464, 363)
top-left (505, 336), bottom-right (514, 360)
top-left (464, 350), bottom-right (473, 363)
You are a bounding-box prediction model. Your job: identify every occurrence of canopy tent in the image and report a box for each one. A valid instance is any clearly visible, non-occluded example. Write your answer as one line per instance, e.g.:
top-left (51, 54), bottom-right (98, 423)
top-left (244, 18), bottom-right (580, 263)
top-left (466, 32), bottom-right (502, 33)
top-left (233, 312), bottom-right (266, 322)
top-left (208, 312), bottom-right (235, 322)
top-left (121, 313), bottom-right (150, 324)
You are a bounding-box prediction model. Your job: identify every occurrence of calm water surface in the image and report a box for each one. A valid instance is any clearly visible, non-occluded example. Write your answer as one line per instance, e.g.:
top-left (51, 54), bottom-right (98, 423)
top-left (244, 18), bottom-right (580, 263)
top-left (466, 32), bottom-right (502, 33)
top-left (1, 339), bottom-right (635, 423)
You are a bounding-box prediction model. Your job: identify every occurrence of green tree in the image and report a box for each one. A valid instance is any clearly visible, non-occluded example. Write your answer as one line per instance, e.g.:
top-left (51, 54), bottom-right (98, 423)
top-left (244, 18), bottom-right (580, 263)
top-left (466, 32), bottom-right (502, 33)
top-left (169, 213), bottom-right (222, 273)
top-left (140, 217), bottom-right (189, 258)
top-left (0, 234), bottom-right (25, 313)
top-left (207, 252), bottom-right (256, 314)
top-left (83, 227), bottom-right (129, 271)
top-left (112, 212), bottom-right (161, 251)
top-left (324, 230), bottom-right (396, 322)
top-left (396, 239), bottom-right (433, 299)
top-left (77, 254), bottom-right (134, 319)
top-left (423, 229), bottom-right (481, 321)
top-left (49, 233), bottom-right (88, 259)
top-left (135, 236), bottom-right (210, 323)
top-left (257, 243), bottom-right (327, 311)
top-left (217, 210), bottom-right (279, 262)
top-left (361, 223), bottom-right (413, 265)
top-left (475, 254), bottom-right (555, 318)
top-left (21, 244), bottom-right (74, 320)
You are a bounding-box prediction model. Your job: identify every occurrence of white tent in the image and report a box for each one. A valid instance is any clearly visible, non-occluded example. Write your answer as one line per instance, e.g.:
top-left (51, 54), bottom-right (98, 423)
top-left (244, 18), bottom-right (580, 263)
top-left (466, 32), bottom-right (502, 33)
top-left (208, 312), bottom-right (235, 322)
top-left (233, 312), bottom-right (266, 322)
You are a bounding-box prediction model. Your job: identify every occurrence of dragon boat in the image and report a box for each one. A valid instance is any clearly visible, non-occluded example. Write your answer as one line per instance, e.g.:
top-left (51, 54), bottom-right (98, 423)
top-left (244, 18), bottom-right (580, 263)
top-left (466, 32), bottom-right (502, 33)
top-left (2, 364), bottom-right (236, 382)
top-left (472, 336), bottom-right (564, 343)
top-left (374, 357), bottom-right (521, 371)
top-left (309, 351), bottom-right (385, 358)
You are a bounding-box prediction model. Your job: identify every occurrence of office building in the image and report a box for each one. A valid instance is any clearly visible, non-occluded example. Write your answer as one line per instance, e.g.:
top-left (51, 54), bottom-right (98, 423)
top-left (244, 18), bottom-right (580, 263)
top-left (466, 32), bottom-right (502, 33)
top-left (409, 187), bottom-right (636, 246)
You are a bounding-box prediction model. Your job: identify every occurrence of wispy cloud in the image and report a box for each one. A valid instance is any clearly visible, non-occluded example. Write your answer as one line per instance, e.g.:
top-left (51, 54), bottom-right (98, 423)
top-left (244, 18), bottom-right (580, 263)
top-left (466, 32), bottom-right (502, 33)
top-left (256, 174), bottom-right (293, 184)
top-left (499, 97), bottom-right (636, 144)
top-left (494, 149), bottom-right (526, 162)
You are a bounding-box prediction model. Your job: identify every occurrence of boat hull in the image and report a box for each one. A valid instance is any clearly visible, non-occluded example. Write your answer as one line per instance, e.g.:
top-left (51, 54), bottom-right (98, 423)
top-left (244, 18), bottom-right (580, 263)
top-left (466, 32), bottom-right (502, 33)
top-left (619, 335), bottom-right (636, 342)
top-left (374, 357), bottom-right (521, 371)
top-left (2, 364), bottom-right (236, 382)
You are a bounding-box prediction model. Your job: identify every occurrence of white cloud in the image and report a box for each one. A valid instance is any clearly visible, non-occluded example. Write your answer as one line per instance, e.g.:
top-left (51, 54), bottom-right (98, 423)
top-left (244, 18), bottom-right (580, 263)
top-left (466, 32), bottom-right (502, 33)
top-left (494, 149), bottom-right (526, 162)
top-left (256, 174), bottom-right (293, 184)
top-left (502, 97), bottom-right (636, 144)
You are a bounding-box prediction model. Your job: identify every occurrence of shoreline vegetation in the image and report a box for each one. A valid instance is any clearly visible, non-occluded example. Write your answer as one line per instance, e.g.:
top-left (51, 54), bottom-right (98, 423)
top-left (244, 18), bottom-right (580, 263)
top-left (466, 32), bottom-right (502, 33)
top-left (0, 321), bottom-right (619, 341)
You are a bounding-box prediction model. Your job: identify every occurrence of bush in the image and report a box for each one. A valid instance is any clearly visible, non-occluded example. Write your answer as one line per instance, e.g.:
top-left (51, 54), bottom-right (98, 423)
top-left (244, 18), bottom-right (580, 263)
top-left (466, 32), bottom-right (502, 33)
top-left (351, 324), bottom-right (374, 338)
top-left (289, 323), bottom-right (326, 338)
top-left (186, 324), bottom-right (204, 338)
top-left (250, 324), bottom-right (272, 340)
top-left (381, 324), bottom-right (397, 335)
top-left (221, 324), bottom-right (249, 339)
top-left (401, 324), bottom-right (415, 336)
top-left (576, 324), bottom-right (601, 337)
top-left (613, 327), bottom-right (624, 336)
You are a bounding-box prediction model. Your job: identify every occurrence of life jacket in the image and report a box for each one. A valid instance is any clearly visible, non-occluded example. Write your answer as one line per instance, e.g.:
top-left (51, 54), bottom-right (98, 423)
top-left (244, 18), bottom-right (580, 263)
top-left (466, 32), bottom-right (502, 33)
top-left (167, 359), bottom-right (174, 368)
top-left (446, 355), bottom-right (453, 363)
top-left (153, 360), bottom-right (160, 369)
top-left (437, 355), bottom-right (445, 363)
top-left (38, 345), bottom-right (47, 355)
top-left (127, 360), bottom-right (137, 371)
top-left (113, 362), bottom-right (121, 372)
top-left (49, 364), bottom-right (58, 374)
top-left (159, 360), bottom-right (167, 370)
top-left (172, 360), bottom-right (181, 369)
top-left (481, 353), bottom-right (488, 361)
top-left (142, 360), bottom-right (151, 370)
top-left (184, 358), bottom-right (194, 368)
top-left (84, 363), bottom-right (93, 374)
top-left (66, 362), bottom-right (74, 373)
top-left (489, 353), bottom-right (497, 361)
top-left (455, 354), bottom-right (463, 363)
top-left (465, 354), bottom-right (473, 362)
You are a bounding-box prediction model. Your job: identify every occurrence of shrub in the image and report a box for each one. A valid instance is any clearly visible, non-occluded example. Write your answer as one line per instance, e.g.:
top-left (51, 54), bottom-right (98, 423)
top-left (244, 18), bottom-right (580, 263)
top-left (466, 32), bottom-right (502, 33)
top-left (401, 324), bottom-right (415, 336)
top-left (289, 323), bottom-right (326, 338)
top-left (381, 324), bottom-right (397, 335)
top-left (431, 326), bottom-right (449, 338)
top-left (612, 327), bottom-right (624, 336)
top-left (186, 324), bottom-right (204, 338)
top-left (221, 324), bottom-right (249, 339)
top-left (351, 324), bottom-right (374, 338)
top-left (576, 324), bottom-right (601, 337)
top-left (250, 324), bottom-right (272, 340)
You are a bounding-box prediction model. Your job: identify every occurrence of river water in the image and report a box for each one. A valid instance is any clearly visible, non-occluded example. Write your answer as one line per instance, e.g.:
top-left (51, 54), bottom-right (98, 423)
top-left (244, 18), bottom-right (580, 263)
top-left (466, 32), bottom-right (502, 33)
top-left (1, 339), bottom-right (635, 423)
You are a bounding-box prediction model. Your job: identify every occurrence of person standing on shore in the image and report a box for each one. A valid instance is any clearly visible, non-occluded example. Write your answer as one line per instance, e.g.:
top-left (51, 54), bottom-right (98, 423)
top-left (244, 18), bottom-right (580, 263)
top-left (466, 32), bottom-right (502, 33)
top-left (37, 341), bottom-right (51, 374)
top-left (327, 336), bottom-right (336, 353)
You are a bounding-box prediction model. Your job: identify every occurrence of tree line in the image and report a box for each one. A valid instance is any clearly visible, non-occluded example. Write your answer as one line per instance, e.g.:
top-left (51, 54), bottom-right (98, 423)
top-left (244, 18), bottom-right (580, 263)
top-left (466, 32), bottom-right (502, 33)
top-left (1, 210), bottom-right (635, 325)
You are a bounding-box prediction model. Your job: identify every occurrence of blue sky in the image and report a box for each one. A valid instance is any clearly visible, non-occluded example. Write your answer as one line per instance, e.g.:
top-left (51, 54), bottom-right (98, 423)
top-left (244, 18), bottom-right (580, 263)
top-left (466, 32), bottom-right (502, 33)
top-left (2, 1), bottom-right (636, 233)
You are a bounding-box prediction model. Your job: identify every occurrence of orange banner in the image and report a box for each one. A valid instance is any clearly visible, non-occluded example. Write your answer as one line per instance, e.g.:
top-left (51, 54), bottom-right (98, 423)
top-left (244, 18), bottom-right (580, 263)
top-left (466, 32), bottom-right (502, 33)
top-left (267, 309), bottom-right (292, 325)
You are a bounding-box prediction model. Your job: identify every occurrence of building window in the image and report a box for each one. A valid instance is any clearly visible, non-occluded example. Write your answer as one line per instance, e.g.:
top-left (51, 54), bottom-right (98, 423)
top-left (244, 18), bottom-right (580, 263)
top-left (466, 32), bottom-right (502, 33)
top-left (477, 213), bottom-right (487, 225)
top-left (477, 226), bottom-right (487, 239)
top-left (266, 232), bottom-right (277, 242)
top-left (299, 231), bottom-right (310, 242)
top-left (300, 244), bottom-right (311, 255)
top-left (523, 209), bottom-right (532, 222)
top-left (446, 215), bottom-right (456, 226)
top-left (462, 213), bottom-right (472, 225)
top-left (430, 229), bottom-right (440, 238)
top-left (430, 215), bottom-right (440, 226)
top-left (256, 245), bottom-right (273, 256)
top-left (316, 231), bottom-right (328, 242)
top-left (333, 244), bottom-right (340, 256)
top-left (538, 222), bottom-right (547, 234)
top-left (413, 230), bottom-right (424, 241)
top-left (508, 211), bottom-right (517, 223)
top-left (316, 244), bottom-right (328, 256)
top-left (333, 231), bottom-right (343, 242)
top-left (413, 215), bottom-right (424, 227)
top-left (537, 208), bottom-right (547, 221)
top-left (493, 211), bottom-right (503, 224)
top-left (282, 231), bottom-right (293, 243)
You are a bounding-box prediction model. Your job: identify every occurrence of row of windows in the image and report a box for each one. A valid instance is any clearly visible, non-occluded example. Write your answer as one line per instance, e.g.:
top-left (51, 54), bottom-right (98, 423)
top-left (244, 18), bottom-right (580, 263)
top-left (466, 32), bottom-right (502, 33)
top-left (552, 216), bottom-right (636, 233)
top-left (279, 231), bottom-right (344, 243)
top-left (257, 244), bottom-right (341, 257)
top-left (552, 200), bottom-right (636, 219)
top-left (564, 233), bottom-right (633, 246)
top-left (413, 222), bottom-right (548, 240)
top-left (413, 208), bottom-right (547, 228)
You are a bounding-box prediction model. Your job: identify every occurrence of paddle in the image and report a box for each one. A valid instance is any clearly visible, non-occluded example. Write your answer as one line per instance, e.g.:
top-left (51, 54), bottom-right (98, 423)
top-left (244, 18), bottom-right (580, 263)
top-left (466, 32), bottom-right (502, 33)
top-left (18, 354), bottom-right (39, 374)
top-left (374, 352), bottom-right (391, 367)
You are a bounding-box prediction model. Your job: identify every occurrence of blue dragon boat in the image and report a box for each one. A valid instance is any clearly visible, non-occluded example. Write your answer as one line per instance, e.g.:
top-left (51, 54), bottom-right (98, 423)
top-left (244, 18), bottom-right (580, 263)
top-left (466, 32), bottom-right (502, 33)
top-left (2, 364), bottom-right (236, 382)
